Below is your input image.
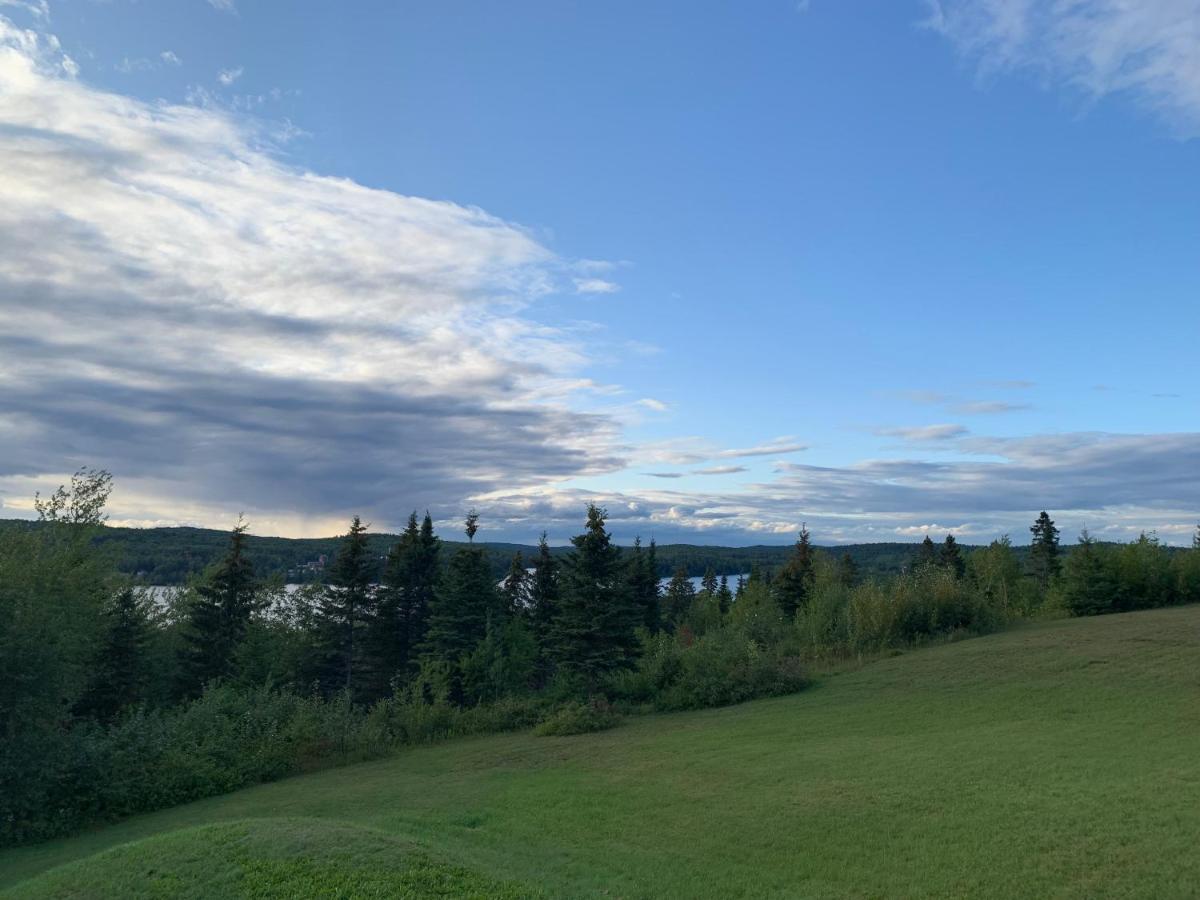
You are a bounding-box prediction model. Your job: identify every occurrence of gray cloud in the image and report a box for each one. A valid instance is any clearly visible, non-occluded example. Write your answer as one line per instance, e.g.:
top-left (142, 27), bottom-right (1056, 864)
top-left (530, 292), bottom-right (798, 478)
top-left (0, 20), bottom-right (623, 534)
top-left (876, 424), bottom-right (969, 442)
top-left (694, 465), bottom-right (748, 476)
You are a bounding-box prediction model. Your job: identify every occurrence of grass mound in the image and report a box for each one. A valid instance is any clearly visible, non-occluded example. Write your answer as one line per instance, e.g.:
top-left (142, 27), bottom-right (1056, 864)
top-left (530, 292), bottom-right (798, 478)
top-left (3, 818), bottom-right (537, 899)
top-left (4, 606), bottom-right (1200, 898)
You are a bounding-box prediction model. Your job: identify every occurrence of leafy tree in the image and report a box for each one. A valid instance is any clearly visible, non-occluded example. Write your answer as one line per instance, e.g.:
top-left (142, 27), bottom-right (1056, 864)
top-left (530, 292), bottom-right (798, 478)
top-left (836, 552), bottom-right (859, 588)
top-left (1176, 526), bottom-right (1200, 605)
top-left (312, 516), bottom-right (375, 700)
top-left (967, 536), bottom-right (1021, 609)
top-left (77, 587), bottom-right (151, 721)
top-left (774, 525), bottom-right (814, 618)
top-left (179, 518), bottom-right (259, 697)
top-left (1028, 511), bottom-right (1061, 589)
top-left (550, 505), bottom-right (639, 686)
top-left (940, 534), bottom-right (966, 579)
top-left (663, 566), bottom-right (696, 631)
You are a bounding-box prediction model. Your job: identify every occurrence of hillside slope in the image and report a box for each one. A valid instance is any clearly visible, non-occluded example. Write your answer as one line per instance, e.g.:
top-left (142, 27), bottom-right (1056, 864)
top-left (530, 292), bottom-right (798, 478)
top-left (4, 606), bottom-right (1199, 898)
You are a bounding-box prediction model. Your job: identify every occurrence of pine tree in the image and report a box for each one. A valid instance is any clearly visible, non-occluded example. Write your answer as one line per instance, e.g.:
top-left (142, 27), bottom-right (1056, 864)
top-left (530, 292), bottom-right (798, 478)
top-left (528, 532), bottom-right (560, 679)
top-left (179, 518), bottom-right (259, 697)
top-left (502, 551), bottom-right (528, 614)
top-left (370, 511), bottom-right (440, 698)
top-left (313, 516), bottom-right (375, 699)
top-left (1029, 511), bottom-right (1061, 588)
top-left (626, 537), bottom-right (661, 634)
top-left (78, 587), bottom-right (150, 721)
top-left (663, 566), bottom-right (696, 630)
top-left (716, 574), bottom-right (733, 615)
top-left (774, 524), bottom-right (814, 618)
top-left (940, 534), bottom-right (965, 579)
top-left (734, 573), bottom-right (747, 601)
top-left (423, 514), bottom-right (501, 698)
top-left (1061, 529), bottom-right (1116, 616)
top-left (550, 505), bottom-right (639, 686)
top-left (913, 535), bottom-right (939, 571)
top-left (837, 552), bottom-right (858, 588)
top-left (700, 566), bottom-right (718, 596)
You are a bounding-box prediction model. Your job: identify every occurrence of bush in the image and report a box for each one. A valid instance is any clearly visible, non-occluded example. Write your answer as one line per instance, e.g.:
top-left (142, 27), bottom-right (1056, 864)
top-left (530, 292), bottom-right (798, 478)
top-left (534, 698), bottom-right (620, 736)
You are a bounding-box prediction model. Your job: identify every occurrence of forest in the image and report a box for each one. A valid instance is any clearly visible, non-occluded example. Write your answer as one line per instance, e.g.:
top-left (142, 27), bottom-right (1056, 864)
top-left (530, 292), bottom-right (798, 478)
top-left (2, 469), bottom-right (1198, 848)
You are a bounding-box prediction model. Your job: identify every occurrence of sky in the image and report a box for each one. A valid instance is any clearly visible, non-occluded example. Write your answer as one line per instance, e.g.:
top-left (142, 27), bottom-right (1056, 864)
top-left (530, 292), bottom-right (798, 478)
top-left (0, 0), bottom-right (1197, 545)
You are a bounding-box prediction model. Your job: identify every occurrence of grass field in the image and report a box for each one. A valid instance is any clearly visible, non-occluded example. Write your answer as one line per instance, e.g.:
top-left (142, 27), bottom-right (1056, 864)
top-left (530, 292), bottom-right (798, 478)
top-left (3, 606), bottom-right (1198, 898)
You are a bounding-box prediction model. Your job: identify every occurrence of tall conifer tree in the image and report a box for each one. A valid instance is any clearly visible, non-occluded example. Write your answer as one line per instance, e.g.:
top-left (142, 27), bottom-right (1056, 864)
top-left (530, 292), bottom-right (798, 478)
top-left (313, 516), bottom-right (374, 699)
top-left (775, 524), bottom-right (814, 618)
top-left (1029, 511), bottom-right (1061, 588)
top-left (78, 587), bottom-right (150, 721)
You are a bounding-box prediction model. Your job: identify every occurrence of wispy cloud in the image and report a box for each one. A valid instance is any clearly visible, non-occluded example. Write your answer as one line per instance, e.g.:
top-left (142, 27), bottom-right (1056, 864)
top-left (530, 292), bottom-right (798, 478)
top-left (694, 465), bottom-right (748, 476)
top-left (644, 472), bottom-right (685, 479)
top-left (925, 0), bottom-right (1200, 136)
top-left (637, 397), bottom-right (669, 412)
top-left (207, 0), bottom-right (237, 12)
top-left (573, 277), bottom-right (620, 294)
top-left (161, 50), bottom-right (181, 66)
top-left (877, 423), bottom-right (969, 442)
top-left (217, 65), bottom-right (243, 86)
top-left (951, 400), bottom-right (1030, 415)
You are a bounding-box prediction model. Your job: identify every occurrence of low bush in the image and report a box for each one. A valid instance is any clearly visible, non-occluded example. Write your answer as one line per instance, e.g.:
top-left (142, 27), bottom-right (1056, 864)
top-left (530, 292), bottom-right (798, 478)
top-left (534, 698), bottom-right (621, 736)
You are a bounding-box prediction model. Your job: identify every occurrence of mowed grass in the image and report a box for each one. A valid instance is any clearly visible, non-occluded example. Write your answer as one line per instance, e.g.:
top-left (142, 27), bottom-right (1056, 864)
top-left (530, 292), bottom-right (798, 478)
top-left (4, 606), bottom-right (1199, 898)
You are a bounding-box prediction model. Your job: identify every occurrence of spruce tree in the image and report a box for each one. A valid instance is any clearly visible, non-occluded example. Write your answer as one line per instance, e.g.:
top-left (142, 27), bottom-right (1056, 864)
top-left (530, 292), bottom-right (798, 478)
top-left (774, 524), bottom-right (814, 618)
top-left (423, 514), bottom-right (501, 697)
top-left (528, 532), bottom-right (560, 678)
top-left (550, 505), bottom-right (639, 687)
top-left (913, 535), bottom-right (939, 571)
top-left (663, 566), bottom-right (696, 630)
top-left (180, 518), bottom-right (258, 697)
top-left (716, 574), bottom-right (733, 615)
top-left (370, 511), bottom-right (439, 698)
top-left (78, 587), bottom-right (150, 721)
top-left (502, 551), bottom-right (528, 614)
top-left (700, 566), bottom-right (718, 596)
top-left (940, 534), bottom-right (966, 579)
top-left (837, 552), bottom-right (859, 588)
top-left (1060, 529), bottom-right (1116, 616)
top-left (626, 537), bottom-right (661, 634)
top-left (313, 516), bottom-right (375, 700)
top-left (1029, 511), bottom-right (1061, 588)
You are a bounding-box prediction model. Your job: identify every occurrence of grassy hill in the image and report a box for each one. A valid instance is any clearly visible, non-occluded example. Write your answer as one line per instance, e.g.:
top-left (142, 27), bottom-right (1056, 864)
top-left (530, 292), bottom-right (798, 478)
top-left (4, 605), bottom-right (1198, 898)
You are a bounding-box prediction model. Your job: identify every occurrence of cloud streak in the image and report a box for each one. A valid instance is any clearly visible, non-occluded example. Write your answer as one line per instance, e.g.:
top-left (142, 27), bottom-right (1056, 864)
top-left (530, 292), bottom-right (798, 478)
top-left (926, 0), bottom-right (1200, 136)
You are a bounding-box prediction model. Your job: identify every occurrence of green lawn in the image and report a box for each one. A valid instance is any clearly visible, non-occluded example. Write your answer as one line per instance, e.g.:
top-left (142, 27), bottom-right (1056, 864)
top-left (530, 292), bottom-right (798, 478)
top-left (4, 606), bottom-right (1199, 898)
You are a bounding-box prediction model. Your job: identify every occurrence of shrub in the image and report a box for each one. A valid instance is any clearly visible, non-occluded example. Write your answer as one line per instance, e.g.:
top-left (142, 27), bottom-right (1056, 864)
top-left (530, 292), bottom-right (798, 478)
top-left (534, 698), bottom-right (620, 736)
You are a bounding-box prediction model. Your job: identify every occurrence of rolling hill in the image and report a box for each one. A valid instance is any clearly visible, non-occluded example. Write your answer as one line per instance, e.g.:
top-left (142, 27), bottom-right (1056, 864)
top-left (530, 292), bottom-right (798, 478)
top-left (3, 605), bottom-right (1198, 898)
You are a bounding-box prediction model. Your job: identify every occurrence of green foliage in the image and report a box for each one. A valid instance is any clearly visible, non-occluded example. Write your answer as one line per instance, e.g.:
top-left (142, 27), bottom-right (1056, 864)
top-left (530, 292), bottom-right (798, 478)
top-left (370, 512), bottom-right (440, 698)
top-left (550, 505), bottom-right (639, 685)
top-left (310, 517), bottom-right (375, 701)
top-left (774, 525), bottom-right (814, 618)
top-left (1028, 510), bottom-right (1061, 588)
top-left (661, 565), bottom-right (696, 630)
top-left (533, 698), bottom-right (620, 736)
top-left (76, 588), bottom-right (152, 722)
top-left (625, 537), bottom-right (661, 634)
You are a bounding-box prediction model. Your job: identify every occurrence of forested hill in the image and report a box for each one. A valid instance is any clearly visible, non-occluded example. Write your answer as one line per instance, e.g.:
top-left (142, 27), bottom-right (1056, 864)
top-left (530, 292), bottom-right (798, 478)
top-left (0, 519), bottom-right (1003, 585)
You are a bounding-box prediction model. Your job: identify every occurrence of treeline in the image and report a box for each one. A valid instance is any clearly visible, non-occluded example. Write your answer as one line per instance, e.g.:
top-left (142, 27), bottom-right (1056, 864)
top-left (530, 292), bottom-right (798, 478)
top-left (0, 518), bottom-right (985, 585)
top-left (3, 471), bottom-right (1197, 847)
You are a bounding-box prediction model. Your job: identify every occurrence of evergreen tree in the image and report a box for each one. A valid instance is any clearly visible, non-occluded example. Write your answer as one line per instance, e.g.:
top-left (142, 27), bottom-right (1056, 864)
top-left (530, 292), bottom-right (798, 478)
top-left (1029, 511), bottom-right (1061, 588)
top-left (423, 514), bottom-right (501, 697)
top-left (1061, 530), bottom-right (1116, 616)
top-left (527, 532), bottom-right (560, 679)
top-left (716, 574), bottom-right (733, 615)
top-left (179, 518), bottom-right (259, 697)
top-left (313, 516), bottom-right (375, 699)
top-left (734, 573), bottom-right (747, 601)
top-left (550, 505), bottom-right (639, 686)
top-left (663, 566), bottom-right (696, 630)
top-left (626, 537), bottom-right (661, 634)
top-left (370, 511), bottom-right (440, 698)
top-left (913, 535), bottom-right (939, 571)
top-left (940, 534), bottom-right (966, 579)
top-left (502, 551), bottom-right (528, 614)
top-left (774, 524), bottom-right (814, 618)
top-left (700, 566), bottom-right (718, 596)
top-left (837, 552), bottom-right (859, 588)
top-left (77, 587), bottom-right (150, 721)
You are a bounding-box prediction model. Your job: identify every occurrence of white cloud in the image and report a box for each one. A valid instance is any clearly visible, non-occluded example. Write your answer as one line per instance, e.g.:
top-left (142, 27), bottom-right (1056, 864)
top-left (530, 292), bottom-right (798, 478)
top-left (161, 50), bottom-right (181, 66)
top-left (0, 15), bottom-right (625, 530)
top-left (926, 0), bottom-right (1200, 136)
top-left (207, 0), bottom-right (236, 12)
top-left (0, 0), bottom-right (48, 20)
top-left (695, 465), bottom-right (747, 476)
top-left (573, 277), bottom-right (620, 294)
top-left (637, 397), bottom-right (669, 412)
top-left (217, 65), bottom-right (243, 86)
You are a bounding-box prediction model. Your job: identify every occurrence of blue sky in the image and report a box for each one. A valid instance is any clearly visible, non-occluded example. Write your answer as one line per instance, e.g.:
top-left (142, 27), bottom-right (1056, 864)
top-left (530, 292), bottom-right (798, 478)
top-left (0, 0), bottom-right (1197, 544)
